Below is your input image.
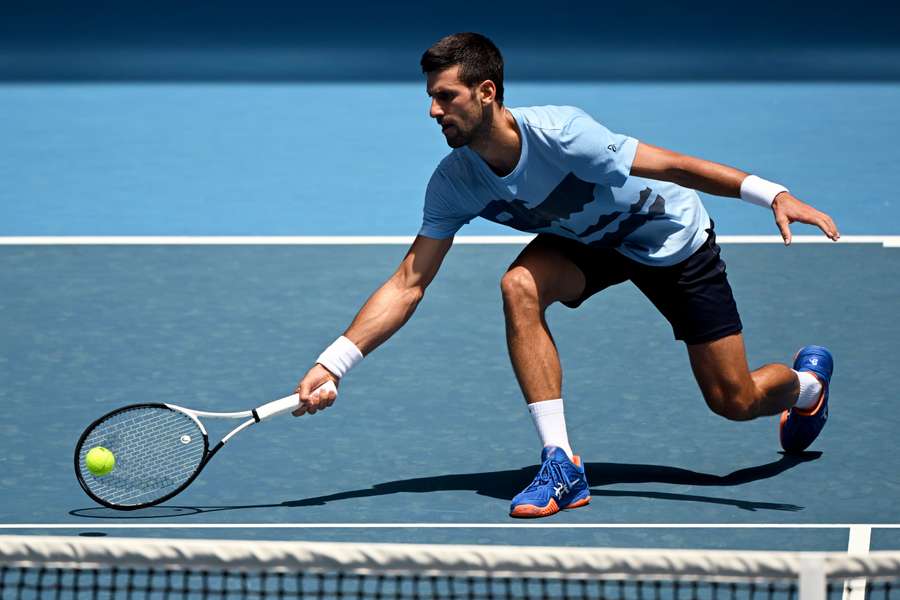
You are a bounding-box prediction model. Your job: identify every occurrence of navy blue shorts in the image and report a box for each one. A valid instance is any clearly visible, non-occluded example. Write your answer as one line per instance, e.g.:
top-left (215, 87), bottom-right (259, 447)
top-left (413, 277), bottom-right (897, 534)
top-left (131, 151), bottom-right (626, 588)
top-left (532, 227), bottom-right (743, 345)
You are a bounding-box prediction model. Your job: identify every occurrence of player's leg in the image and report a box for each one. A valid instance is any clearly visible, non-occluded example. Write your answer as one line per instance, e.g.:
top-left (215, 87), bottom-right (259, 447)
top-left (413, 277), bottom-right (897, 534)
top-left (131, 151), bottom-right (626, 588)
top-left (503, 235), bottom-right (625, 518)
top-left (626, 226), bottom-right (784, 419)
top-left (686, 332), bottom-right (798, 421)
top-left (686, 331), bottom-right (833, 452)
top-left (631, 226), bottom-right (832, 451)
top-left (500, 237), bottom-right (586, 406)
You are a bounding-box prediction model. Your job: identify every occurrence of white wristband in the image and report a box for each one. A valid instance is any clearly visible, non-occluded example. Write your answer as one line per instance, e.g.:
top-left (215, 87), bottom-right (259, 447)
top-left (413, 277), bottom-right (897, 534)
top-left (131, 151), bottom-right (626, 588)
top-left (316, 336), bottom-right (363, 379)
top-left (740, 175), bottom-right (788, 208)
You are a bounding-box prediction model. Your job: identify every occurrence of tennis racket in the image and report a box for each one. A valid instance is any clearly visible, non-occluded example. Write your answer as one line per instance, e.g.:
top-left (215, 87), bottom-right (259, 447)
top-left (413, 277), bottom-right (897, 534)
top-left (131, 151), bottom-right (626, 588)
top-left (73, 382), bottom-right (335, 510)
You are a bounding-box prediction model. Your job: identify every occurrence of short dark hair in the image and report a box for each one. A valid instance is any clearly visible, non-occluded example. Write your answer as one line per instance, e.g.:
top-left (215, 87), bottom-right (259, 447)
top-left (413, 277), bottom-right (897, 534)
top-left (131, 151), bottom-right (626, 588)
top-left (420, 32), bottom-right (504, 105)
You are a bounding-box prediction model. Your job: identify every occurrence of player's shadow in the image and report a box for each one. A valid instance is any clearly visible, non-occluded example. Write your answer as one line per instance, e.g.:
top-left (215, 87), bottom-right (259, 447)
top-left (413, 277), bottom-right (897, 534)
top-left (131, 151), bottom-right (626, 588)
top-left (69, 451), bottom-right (819, 519)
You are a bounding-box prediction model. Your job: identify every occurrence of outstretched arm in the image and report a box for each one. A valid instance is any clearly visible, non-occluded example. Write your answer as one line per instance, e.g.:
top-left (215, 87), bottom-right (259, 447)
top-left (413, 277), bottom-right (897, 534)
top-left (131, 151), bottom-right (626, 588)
top-left (630, 142), bottom-right (840, 245)
top-left (293, 235), bottom-right (453, 416)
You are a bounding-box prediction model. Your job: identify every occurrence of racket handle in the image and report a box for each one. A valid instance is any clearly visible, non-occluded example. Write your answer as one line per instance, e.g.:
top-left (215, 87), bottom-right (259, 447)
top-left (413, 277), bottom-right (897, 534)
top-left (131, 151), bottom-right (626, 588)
top-left (253, 381), bottom-right (338, 421)
top-left (254, 395), bottom-right (299, 421)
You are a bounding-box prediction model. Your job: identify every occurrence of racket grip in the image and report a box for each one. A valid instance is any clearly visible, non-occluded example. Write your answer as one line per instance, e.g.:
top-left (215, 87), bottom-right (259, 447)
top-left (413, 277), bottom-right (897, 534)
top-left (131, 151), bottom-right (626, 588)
top-left (254, 395), bottom-right (300, 421)
top-left (253, 381), bottom-right (338, 421)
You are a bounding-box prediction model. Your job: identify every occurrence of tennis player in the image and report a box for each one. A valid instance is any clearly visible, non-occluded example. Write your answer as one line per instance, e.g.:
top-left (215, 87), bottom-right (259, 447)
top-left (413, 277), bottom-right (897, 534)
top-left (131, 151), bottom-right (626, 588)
top-left (293, 33), bottom-right (839, 518)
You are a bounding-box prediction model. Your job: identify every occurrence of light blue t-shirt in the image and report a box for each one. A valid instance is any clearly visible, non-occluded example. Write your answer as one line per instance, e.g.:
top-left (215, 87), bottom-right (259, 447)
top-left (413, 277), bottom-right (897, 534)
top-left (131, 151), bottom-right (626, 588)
top-left (419, 105), bottom-right (711, 266)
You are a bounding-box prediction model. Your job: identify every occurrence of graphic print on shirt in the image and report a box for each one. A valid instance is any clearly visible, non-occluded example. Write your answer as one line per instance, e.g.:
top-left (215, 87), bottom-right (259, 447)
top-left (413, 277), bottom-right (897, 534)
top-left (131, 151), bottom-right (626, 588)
top-left (477, 173), bottom-right (595, 232)
top-left (478, 172), bottom-right (668, 250)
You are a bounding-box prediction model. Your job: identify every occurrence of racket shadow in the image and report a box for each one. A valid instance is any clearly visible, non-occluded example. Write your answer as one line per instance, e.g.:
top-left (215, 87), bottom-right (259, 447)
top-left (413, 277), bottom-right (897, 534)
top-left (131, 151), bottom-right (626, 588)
top-left (68, 451), bottom-right (820, 519)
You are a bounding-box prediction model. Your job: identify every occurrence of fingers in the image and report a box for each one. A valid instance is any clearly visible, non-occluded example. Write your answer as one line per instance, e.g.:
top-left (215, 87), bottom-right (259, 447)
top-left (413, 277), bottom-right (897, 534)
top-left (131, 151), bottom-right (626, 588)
top-left (775, 212), bottom-right (792, 246)
top-left (312, 380), bottom-right (338, 410)
top-left (292, 376), bottom-right (338, 417)
top-left (307, 381), bottom-right (338, 415)
top-left (801, 205), bottom-right (840, 242)
top-left (291, 380), bottom-right (312, 415)
top-left (793, 210), bottom-right (840, 242)
top-left (777, 194), bottom-right (841, 243)
top-left (818, 214), bottom-right (840, 241)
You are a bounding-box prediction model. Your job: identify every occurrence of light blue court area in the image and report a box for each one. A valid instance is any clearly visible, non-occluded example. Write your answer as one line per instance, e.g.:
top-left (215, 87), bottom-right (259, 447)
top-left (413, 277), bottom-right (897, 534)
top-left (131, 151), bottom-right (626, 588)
top-left (1, 83), bottom-right (899, 236)
top-left (0, 242), bottom-right (898, 548)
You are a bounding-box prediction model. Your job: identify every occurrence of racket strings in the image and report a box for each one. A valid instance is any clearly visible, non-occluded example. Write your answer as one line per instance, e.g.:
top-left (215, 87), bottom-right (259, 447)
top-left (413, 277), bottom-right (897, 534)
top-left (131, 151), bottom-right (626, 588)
top-left (78, 407), bottom-right (205, 506)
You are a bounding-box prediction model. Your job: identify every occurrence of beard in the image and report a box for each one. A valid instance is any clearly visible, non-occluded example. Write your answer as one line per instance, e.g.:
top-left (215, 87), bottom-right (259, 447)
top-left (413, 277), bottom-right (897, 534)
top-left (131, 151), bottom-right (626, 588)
top-left (440, 102), bottom-right (492, 148)
top-left (442, 124), bottom-right (471, 148)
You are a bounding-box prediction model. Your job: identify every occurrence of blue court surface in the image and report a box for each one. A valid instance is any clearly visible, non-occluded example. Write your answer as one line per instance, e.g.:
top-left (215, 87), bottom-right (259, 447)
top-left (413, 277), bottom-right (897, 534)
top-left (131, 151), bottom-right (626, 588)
top-left (1, 82), bottom-right (898, 553)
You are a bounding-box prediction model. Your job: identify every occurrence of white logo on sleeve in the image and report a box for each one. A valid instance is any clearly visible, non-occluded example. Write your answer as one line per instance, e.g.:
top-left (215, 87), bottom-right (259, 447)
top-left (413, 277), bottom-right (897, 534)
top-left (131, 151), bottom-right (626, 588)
top-left (809, 357), bottom-right (819, 366)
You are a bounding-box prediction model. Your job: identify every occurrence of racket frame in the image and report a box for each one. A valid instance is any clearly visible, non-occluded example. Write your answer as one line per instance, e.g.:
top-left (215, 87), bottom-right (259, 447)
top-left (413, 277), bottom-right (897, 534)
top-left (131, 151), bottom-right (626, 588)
top-left (74, 403), bottom-right (232, 511)
top-left (74, 391), bottom-right (307, 510)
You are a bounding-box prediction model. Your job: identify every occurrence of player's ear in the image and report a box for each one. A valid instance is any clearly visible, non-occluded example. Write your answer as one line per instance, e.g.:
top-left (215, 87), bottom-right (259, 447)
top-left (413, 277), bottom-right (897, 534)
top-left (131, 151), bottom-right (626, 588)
top-left (478, 80), bottom-right (497, 106)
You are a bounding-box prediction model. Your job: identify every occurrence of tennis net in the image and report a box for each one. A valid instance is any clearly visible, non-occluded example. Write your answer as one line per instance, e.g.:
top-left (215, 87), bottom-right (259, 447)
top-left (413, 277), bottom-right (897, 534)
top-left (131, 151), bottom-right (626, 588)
top-left (1, 535), bottom-right (898, 600)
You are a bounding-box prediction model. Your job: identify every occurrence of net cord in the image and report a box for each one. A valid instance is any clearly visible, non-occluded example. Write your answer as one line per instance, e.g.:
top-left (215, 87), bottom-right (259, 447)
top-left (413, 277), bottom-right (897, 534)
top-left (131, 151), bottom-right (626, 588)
top-left (1, 536), bottom-right (899, 587)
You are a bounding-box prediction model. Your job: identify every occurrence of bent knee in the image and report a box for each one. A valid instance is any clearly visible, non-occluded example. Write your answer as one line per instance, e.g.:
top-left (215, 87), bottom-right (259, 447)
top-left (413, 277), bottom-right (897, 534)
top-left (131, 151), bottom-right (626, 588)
top-left (500, 267), bottom-right (541, 307)
top-left (703, 388), bottom-right (759, 421)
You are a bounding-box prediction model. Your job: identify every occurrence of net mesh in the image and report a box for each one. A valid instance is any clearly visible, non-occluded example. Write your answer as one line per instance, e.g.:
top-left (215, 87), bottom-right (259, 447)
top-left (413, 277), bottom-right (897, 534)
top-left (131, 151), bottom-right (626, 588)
top-left (1, 536), bottom-right (898, 600)
top-left (76, 406), bottom-right (205, 507)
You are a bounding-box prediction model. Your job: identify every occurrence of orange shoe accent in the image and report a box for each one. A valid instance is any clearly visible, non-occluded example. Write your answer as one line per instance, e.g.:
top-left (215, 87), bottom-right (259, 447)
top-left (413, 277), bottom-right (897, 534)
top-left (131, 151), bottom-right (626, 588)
top-left (779, 409), bottom-right (789, 428)
top-left (564, 496), bottom-right (591, 510)
top-left (510, 498), bottom-right (559, 518)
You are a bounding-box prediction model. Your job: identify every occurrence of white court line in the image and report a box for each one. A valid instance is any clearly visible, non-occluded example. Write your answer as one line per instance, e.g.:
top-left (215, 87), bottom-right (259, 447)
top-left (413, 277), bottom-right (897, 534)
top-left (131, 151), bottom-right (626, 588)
top-left (844, 525), bottom-right (873, 600)
top-left (0, 235), bottom-right (898, 246)
top-left (848, 524), bottom-right (874, 552)
top-left (0, 523), bottom-right (898, 529)
top-left (717, 235), bottom-right (899, 245)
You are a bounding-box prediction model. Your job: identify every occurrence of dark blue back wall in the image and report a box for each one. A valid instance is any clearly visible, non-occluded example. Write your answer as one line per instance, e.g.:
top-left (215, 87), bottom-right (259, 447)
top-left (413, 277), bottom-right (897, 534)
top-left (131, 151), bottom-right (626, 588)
top-left (2, 0), bottom-right (899, 80)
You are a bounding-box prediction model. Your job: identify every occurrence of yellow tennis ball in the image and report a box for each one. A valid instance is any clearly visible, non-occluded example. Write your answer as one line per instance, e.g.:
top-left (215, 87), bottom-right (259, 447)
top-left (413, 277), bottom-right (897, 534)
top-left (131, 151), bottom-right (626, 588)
top-left (85, 446), bottom-right (116, 477)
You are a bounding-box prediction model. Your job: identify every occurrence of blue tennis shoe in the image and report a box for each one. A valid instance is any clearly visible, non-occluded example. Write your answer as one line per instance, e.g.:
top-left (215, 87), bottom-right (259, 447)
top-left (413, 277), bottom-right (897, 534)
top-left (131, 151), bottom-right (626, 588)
top-left (510, 446), bottom-right (590, 518)
top-left (780, 345), bottom-right (834, 453)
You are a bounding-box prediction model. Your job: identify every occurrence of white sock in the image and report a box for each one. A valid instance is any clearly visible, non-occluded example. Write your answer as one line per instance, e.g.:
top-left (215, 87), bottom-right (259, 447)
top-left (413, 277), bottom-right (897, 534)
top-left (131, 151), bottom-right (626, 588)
top-left (793, 370), bottom-right (823, 410)
top-left (527, 398), bottom-right (574, 460)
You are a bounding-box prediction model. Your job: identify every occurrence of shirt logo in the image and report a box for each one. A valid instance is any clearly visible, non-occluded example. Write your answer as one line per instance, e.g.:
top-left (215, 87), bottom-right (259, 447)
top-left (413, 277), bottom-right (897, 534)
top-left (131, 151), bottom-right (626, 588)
top-left (809, 357), bottom-right (819, 366)
top-left (608, 144), bottom-right (617, 152)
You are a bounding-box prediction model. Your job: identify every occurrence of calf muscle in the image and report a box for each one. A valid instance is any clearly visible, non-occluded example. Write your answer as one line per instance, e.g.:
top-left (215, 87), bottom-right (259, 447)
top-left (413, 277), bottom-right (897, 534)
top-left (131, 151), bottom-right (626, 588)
top-left (687, 333), bottom-right (798, 420)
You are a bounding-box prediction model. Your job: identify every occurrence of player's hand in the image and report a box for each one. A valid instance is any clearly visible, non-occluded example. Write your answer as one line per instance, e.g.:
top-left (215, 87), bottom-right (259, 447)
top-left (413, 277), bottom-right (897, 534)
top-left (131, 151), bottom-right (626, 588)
top-left (292, 364), bottom-right (339, 416)
top-left (771, 192), bottom-right (840, 245)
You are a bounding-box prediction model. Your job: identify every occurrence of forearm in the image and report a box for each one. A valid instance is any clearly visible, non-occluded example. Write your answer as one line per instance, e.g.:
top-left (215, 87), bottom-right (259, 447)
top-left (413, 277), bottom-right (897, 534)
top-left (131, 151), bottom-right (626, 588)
top-left (631, 142), bottom-right (753, 197)
top-left (295, 236), bottom-right (450, 412)
top-left (342, 273), bottom-right (425, 356)
top-left (313, 236), bottom-right (450, 378)
top-left (296, 266), bottom-right (426, 410)
top-left (656, 153), bottom-right (747, 198)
